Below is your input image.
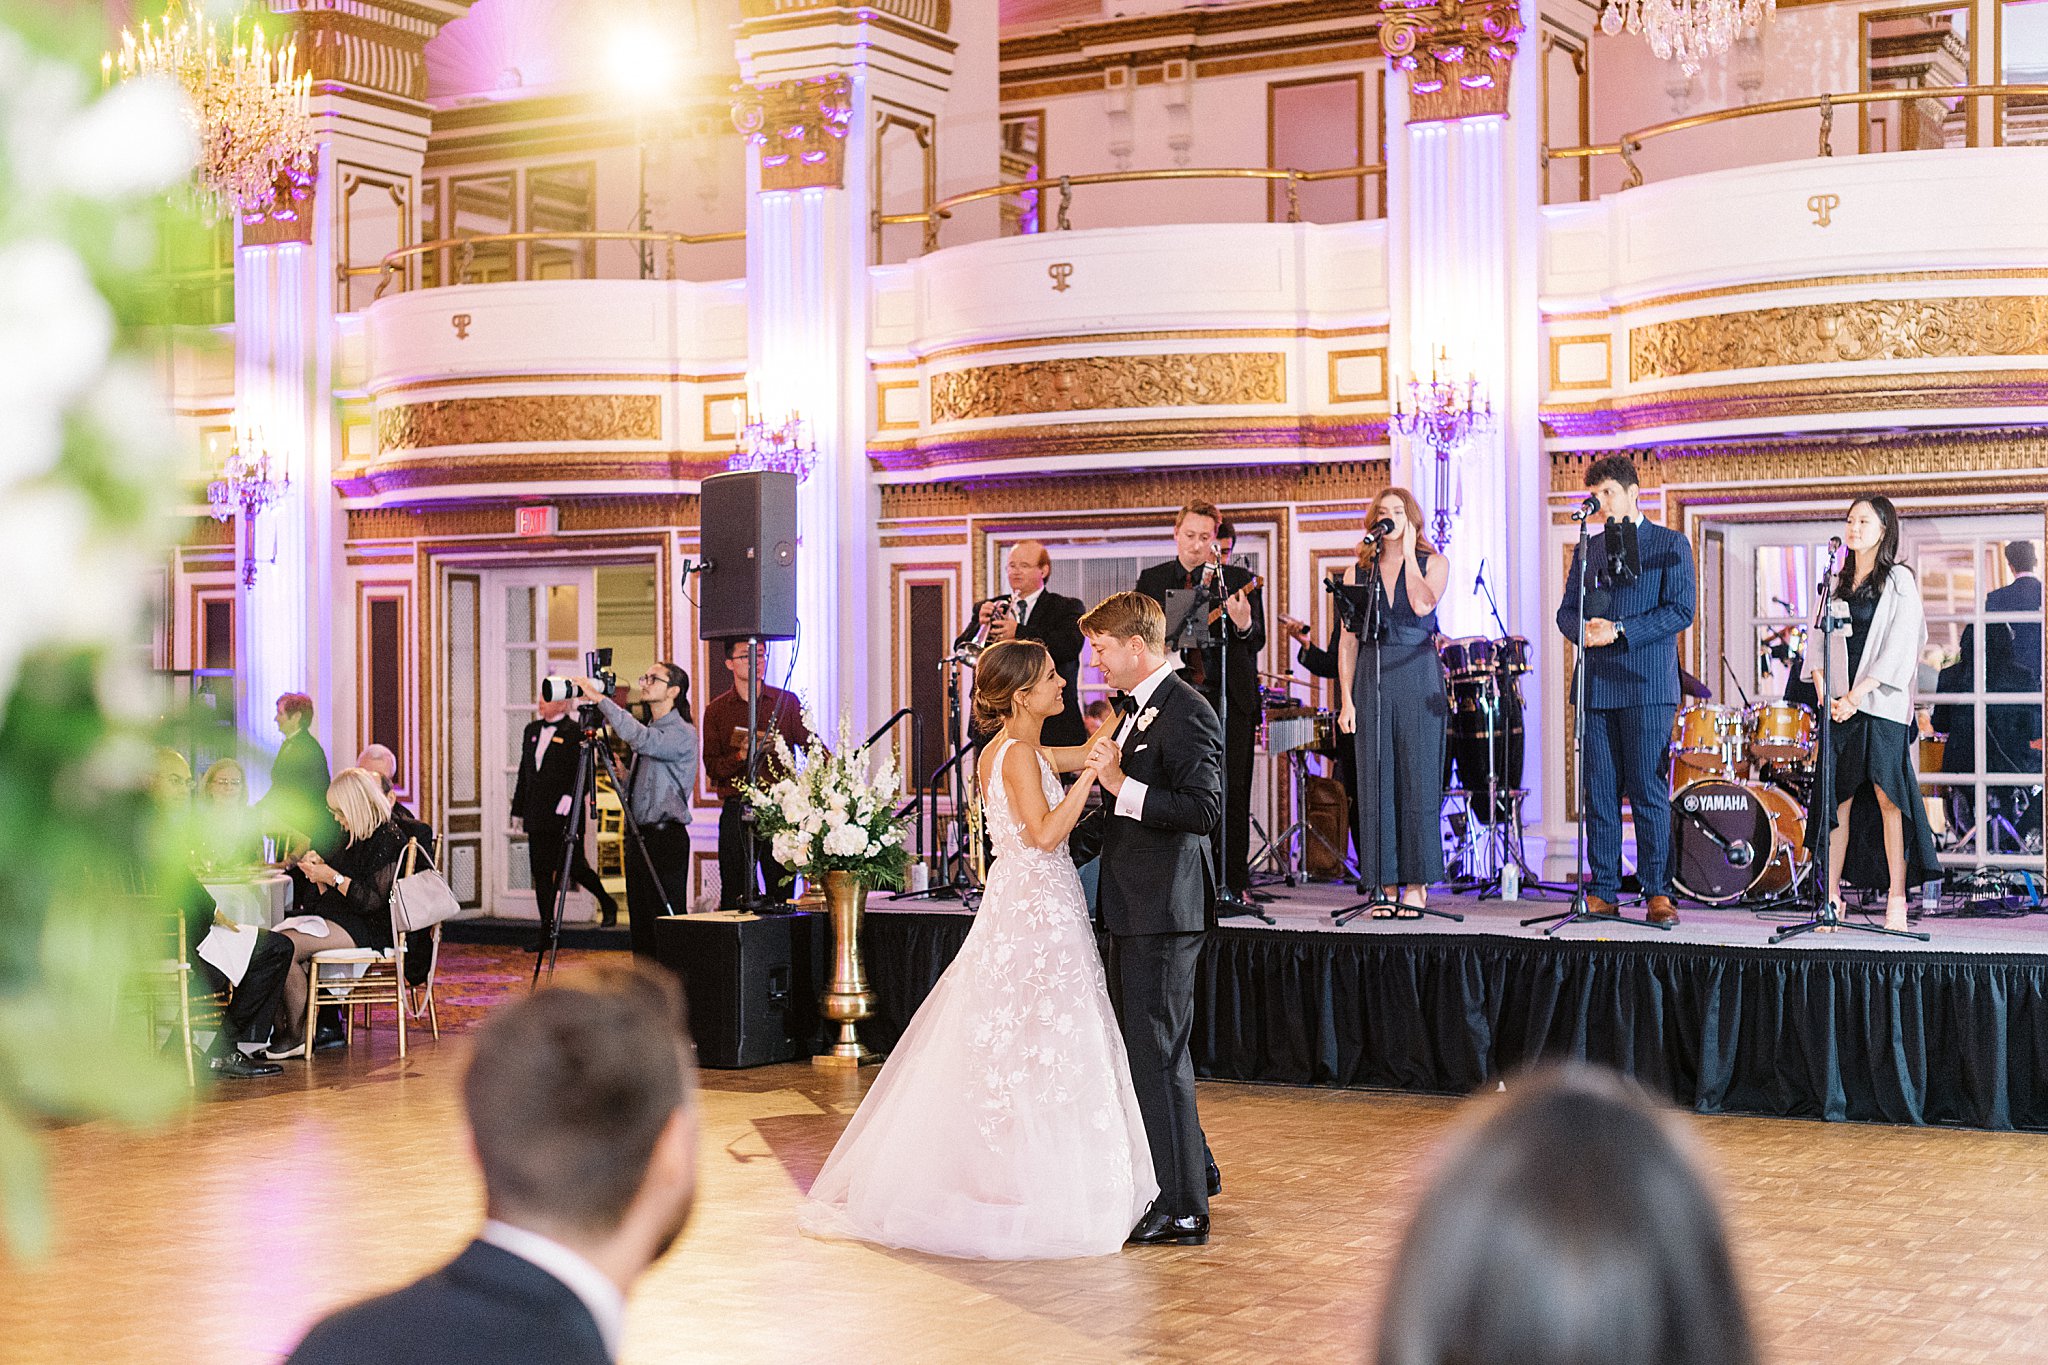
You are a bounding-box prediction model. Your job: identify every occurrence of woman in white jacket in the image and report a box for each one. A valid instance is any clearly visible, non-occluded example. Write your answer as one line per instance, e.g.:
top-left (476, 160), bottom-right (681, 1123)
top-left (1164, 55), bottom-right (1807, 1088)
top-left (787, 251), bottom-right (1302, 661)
top-left (1805, 496), bottom-right (1942, 931)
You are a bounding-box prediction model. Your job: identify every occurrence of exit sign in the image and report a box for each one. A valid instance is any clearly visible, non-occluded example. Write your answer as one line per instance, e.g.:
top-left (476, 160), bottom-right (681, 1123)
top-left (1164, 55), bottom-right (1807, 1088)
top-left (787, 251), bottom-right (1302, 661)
top-left (515, 505), bottom-right (558, 537)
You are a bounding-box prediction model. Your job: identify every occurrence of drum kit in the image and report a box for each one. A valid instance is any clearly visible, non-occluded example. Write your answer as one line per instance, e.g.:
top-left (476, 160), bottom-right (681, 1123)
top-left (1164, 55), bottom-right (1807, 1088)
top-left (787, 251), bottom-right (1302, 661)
top-left (1667, 698), bottom-right (1816, 905)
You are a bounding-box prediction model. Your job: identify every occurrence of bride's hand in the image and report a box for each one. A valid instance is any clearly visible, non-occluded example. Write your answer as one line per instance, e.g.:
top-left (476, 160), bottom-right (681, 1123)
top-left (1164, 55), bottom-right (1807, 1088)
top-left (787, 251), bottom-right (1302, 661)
top-left (1337, 701), bottom-right (1356, 734)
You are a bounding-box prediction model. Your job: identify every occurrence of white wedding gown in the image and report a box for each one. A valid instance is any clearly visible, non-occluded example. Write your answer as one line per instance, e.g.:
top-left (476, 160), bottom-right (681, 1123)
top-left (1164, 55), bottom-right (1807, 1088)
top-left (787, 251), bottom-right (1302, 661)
top-left (798, 738), bottom-right (1158, 1259)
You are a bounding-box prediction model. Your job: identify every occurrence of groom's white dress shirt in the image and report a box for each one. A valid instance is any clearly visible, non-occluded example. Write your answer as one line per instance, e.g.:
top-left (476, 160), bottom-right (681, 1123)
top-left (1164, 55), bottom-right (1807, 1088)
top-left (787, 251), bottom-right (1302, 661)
top-left (1110, 657), bottom-right (1177, 822)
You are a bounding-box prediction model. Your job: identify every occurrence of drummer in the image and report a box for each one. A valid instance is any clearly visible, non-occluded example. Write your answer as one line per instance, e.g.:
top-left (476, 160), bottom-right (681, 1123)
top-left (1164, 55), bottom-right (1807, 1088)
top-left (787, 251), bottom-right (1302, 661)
top-left (1337, 489), bottom-right (1451, 916)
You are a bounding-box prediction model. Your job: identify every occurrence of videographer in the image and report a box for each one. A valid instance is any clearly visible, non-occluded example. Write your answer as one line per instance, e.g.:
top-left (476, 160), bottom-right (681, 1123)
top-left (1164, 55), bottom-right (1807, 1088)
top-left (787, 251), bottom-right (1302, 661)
top-left (574, 662), bottom-right (699, 959)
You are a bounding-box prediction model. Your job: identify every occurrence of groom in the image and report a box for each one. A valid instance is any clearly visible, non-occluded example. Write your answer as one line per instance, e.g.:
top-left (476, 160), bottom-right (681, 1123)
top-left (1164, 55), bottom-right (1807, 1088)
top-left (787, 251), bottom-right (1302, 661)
top-left (1079, 591), bottom-right (1222, 1247)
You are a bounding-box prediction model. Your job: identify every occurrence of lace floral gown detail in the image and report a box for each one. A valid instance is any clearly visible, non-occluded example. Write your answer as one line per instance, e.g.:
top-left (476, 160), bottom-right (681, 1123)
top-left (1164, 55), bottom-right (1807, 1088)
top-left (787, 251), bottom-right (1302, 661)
top-left (798, 739), bottom-right (1157, 1259)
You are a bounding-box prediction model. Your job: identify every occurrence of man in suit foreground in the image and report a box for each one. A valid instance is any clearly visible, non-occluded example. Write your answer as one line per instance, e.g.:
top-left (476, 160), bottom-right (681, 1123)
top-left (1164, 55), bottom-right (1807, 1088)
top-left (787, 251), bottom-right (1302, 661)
top-left (513, 697), bottom-right (620, 945)
top-left (1081, 590), bottom-right (1224, 1246)
top-left (1557, 455), bottom-right (1697, 926)
top-left (956, 539), bottom-right (1088, 746)
top-left (287, 961), bottom-right (699, 1365)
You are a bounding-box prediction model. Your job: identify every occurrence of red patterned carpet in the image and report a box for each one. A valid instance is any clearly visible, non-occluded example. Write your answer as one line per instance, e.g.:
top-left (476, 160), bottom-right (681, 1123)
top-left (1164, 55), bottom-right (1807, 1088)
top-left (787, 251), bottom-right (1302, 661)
top-left (430, 941), bottom-right (625, 1033)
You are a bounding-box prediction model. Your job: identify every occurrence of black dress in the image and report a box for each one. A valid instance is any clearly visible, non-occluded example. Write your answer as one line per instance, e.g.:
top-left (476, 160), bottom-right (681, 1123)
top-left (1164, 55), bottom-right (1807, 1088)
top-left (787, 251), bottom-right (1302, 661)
top-left (1350, 556), bottom-right (1449, 886)
top-left (304, 821), bottom-right (409, 950)
top-left (1806, 594), bottom-right (1942, 890)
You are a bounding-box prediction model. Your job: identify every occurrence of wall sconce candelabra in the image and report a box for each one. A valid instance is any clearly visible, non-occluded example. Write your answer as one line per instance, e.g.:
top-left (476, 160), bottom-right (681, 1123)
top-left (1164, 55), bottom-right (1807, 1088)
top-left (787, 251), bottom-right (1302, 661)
top-left (207, 423), bottom-right (290, 586)
top-left (1391, 349), bottom-right (1493, 549)
top-left (730, 408), bottom-right (818, 482)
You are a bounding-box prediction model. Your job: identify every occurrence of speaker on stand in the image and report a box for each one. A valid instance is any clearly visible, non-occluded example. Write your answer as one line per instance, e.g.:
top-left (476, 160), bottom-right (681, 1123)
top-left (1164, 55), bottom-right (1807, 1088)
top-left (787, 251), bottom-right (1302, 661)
top-left (697, 469), bottom-right (799, 642)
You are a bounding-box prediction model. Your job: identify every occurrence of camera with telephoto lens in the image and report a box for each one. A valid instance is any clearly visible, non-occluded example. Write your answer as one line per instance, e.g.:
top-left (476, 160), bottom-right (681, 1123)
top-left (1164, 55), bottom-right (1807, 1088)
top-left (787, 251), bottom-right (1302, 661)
top-left (539, 648), bottom-right (616, 707)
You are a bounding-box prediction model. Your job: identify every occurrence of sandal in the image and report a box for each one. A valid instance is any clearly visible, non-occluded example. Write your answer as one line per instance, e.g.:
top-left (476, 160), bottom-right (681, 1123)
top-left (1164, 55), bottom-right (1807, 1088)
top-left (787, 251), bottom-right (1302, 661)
top-left (1369, 904), bottom-right (1398, 919)
top-left (1394, 904), bottom-right (1424, 920)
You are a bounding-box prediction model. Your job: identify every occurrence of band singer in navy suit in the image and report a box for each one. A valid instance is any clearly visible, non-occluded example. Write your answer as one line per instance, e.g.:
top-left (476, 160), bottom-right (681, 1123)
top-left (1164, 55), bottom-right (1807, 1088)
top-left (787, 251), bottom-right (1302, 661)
top-left (1556, 455), bottom-right (1697, 926)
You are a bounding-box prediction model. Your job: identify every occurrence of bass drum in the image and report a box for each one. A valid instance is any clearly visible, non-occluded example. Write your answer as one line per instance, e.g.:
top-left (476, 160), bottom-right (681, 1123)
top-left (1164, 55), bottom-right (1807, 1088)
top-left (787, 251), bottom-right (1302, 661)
top-left (1670, 778), bottom-right (1810, 905)
top-left (1448, 676), bottom-right (1525, 823)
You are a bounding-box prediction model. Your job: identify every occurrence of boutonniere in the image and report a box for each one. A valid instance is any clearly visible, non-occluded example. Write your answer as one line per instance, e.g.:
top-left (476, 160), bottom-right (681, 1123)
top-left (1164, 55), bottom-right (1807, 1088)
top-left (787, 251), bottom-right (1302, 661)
top-left (1136, 707), bottom-right (1160, 732)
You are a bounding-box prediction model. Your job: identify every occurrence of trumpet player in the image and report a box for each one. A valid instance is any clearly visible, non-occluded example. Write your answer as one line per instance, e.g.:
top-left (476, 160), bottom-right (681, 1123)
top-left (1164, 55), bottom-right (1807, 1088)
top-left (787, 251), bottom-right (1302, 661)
top-left (956, 539), bottom-right (1088, 745)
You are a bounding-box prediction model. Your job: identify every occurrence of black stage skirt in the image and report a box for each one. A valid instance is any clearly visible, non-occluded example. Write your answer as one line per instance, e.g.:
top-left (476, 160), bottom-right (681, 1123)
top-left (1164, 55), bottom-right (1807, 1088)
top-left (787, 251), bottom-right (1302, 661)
top-left (1805, 710), bottom-right (1942, 890)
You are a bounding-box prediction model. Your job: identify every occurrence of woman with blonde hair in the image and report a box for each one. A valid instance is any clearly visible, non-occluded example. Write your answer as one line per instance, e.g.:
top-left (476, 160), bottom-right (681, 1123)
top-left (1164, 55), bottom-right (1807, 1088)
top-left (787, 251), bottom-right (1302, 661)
top-left (266, 767), bottom-right (410, 1058)
top-left (800, 638), bottom-right (1157, 1258)
top-left (1338, 487), bottom-right (1451, 914)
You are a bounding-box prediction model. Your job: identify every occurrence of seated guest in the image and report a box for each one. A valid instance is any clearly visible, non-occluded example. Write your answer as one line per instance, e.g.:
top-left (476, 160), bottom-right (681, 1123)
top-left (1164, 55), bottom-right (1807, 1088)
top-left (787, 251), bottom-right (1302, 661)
top-left (1375, 1066), bottom-right (1757, 1365)
top-left (195, 757), bottom-right (263, 870)
top-left (286, 961), bottom-right (699, 1365)
top-left (266, 767), bottom-right (409, 1059)
top-left (356, 743), bottom-right (436, 861)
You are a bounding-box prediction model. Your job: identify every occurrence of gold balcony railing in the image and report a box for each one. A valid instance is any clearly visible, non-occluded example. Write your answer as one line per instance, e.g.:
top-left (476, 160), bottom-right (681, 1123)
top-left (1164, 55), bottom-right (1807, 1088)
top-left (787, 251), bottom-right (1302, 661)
top-left (876, 163), bottom-right (1388, 253)
top-left (358, 228), bottom-right (746, 300)
top-left (1546, 83), bottom-right (2048, 191)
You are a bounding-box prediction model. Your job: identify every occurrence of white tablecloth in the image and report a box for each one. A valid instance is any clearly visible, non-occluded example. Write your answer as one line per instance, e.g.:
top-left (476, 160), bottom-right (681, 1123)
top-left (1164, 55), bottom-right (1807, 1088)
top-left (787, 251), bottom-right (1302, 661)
top-left (202, 873), bottom-right (292, 930)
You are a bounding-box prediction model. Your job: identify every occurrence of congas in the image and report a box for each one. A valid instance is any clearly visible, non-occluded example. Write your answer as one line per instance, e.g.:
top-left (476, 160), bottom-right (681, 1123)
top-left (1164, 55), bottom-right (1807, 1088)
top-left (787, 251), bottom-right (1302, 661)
top-left (1449, 675), bottom-right (1526, 822)
top-left (1745, 701), bottom-right (1815, 769)
top-left (1439, 636), bottom-right (1496, 683)
top-left (1493, 636), bottom-right (1533, 677)
top-left (1670, 778), bottom-right (1810, 905)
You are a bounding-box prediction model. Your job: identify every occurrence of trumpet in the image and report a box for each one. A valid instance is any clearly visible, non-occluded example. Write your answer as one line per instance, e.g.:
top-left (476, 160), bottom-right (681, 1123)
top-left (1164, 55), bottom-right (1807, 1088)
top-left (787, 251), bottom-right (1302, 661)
top-left (959, 594), bottom-right (1019, 661)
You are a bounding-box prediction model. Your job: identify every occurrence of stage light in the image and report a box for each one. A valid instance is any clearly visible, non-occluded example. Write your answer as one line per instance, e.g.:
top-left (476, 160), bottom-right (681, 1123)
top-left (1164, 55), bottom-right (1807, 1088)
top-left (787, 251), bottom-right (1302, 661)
top-left (605, 20), bottom-right (678, 108)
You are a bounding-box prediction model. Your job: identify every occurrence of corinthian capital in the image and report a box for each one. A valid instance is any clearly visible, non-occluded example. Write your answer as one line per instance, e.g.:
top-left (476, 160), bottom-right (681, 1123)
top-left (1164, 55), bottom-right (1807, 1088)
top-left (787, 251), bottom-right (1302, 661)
top-left (731, 74), bottom-right (856, 191)
top-left (1379, 0), bottom-right (1525, 123)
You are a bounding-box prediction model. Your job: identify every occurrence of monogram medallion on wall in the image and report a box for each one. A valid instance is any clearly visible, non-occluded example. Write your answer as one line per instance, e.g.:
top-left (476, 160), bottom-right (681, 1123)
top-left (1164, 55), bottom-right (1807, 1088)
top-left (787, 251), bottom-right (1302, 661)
top-left (928, 352), bottom-right (1287, 424)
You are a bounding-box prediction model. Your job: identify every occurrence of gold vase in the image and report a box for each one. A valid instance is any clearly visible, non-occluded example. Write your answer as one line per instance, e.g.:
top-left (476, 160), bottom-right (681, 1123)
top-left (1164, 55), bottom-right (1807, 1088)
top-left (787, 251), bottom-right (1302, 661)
top-left (814, 869), bottom-right (881, 1068)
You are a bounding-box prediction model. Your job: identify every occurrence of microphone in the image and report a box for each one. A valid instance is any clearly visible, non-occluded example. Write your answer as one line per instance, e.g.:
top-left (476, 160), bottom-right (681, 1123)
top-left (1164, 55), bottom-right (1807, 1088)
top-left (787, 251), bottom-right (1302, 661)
top-left (1361, 517), bottom-right (1395, 545)
top-left (1570, 493), bottom-right (1600, 522)
top-left (1772, 595), bottom-right (1796, 613)
top-left (1474, 557), bottom-right (1487, 592)
top-left (1825, 536), bottom-right (1843, 564)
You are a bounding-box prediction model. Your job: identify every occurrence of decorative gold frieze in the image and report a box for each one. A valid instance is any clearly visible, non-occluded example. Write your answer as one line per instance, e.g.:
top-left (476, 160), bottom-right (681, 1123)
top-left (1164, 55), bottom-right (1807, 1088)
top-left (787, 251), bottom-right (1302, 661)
top-left (1630, 296), bottom-right (2048, 382)
top-left (732, 75), bottom-right (854, 192)
top-left (376, 395), bottom-right (663, 452)
top-left (740, 0), bottom-right (951, 33)
top-left (1543, 368), bottom-right (2048, 436)
top-left (929, 353), bottom-right (1287, 424)
top-left (1547, 427), bottom-right (2048, 493)
top-left (1379, 0), bottom-right (1523, 123)
top-left (347, 496), bottom-right (702, 542)
top-left (878, 459), bottom-right (1390, 521)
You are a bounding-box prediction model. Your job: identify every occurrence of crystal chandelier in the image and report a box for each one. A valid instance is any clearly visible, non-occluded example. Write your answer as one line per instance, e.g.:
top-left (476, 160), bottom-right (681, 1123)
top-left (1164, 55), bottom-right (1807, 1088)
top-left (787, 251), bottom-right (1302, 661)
top-left (730, 410), bottom-right (818, 482)
top-left (1599, 0), bottom-right (1775, 78)
top-left (1391, 350), bottom-right (1493, 549)
top-left (207, 422), bottom-right (291, 586)
top-left (107, 2), bottom-right (314, 222)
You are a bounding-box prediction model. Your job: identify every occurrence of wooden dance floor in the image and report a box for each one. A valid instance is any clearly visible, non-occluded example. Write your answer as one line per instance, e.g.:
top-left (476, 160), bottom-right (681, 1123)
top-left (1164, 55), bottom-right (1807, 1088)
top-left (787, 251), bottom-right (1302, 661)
top-left (9, 943), bottom-right (2048, 1364)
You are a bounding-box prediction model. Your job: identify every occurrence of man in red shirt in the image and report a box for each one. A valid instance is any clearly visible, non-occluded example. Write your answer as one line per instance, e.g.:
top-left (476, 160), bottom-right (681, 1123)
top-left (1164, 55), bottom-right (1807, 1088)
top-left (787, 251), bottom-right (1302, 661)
top-left (702, 640), bottom-right (810, 910)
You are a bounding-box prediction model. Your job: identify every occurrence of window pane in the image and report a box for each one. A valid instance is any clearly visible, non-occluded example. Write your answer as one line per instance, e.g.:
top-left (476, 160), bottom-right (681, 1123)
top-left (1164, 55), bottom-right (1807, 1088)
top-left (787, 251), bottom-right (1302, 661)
top-left (546, 584), bottom-right (579, 644)
top-left (506, 587), bottom-right (534, 643)
top-left (527, 163), bottom-right (595, 280)
top-left (450, 174), bottom-right (515, 282)
top-left (420, 179), bottom-right (440, 289)
top-left (1915, 543), bottom-right (1978, 616)
top-left (506, 648), bottom-right (536, 706)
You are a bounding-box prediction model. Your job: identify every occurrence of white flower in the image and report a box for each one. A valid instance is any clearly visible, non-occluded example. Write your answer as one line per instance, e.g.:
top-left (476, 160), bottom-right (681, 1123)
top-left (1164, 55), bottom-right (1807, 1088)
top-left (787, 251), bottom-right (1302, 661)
top-left (1135, 706), bottom-right (1159, 732)
top-left (52, 76), bottom-right (196, 201)
top-left (770, 831), bottom-right (807, 867)
top-left (0, 239), bottom-right (114, 482)
top-left (822, 823), bottom-right (868, 856)
top-left (0, 486), bottom-right (130, 702)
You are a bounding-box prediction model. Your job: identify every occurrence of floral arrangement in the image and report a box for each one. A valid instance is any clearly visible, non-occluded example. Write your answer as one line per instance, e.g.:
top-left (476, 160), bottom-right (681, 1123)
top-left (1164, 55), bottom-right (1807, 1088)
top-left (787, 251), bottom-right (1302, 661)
top-left (0, 8), bottom-right (205, 1259)
top-left (743, 713), bottom-right (913, 889)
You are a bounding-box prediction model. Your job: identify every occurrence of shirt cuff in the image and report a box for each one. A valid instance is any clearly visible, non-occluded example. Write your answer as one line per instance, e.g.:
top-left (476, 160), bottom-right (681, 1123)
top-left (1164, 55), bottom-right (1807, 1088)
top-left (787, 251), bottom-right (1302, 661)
top-left (1114, 776), bottom-right (1149, 821)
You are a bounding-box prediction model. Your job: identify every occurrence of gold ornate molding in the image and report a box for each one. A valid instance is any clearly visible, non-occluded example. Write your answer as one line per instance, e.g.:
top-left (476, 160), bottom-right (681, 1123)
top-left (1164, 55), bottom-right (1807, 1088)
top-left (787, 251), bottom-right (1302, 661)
top-left (296, 7), bottom-right (432, 104)
top-left (1378, 0), bottom-right (1523, 123)
top-left (1543, 368), bottom-right (2048, 436)
top-left (878, 459), bottom-right (1389, 521)
top-left (1547, 427), bottom-right (2048, 493)
top-left (1630, 296), bottom-right (2048, 382)
top-left (929, 353), bottom-right (1287, 424)
top-left (741, 0), bottom-right (950, 33)
top-left (376, 395), bottom-right (663, 452)
top-left (347, 496), bottom-right (703, 542)
top-left (732, 75), bottom-right (854, 192)
top-left (871, 414), bottom-right (1384, 472)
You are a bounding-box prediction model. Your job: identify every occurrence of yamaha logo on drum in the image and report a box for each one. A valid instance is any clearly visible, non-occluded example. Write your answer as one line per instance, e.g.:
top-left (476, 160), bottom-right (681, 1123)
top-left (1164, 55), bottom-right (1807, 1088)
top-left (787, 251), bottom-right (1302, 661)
top-left (1684, 793), bottom-right (1749, 812)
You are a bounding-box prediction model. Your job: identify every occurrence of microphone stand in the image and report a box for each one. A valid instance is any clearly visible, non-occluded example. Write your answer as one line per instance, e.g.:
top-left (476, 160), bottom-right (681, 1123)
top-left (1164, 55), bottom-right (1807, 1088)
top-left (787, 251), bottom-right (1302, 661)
top-left (1202, 554), bottom-right (1273, 924)
top-left (1770, 544), bottom-right (1929, 942)
top-left (1337, 545), bottom-right (1462, 926)
top-left (1469, 559), bottom-right (1570, 902)
top-left (1525, 512), bottom-right (1672, 934)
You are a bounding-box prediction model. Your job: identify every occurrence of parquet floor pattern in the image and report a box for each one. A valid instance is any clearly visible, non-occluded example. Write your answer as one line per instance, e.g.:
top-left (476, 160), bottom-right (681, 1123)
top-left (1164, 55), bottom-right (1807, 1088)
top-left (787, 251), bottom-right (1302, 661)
top-left (8, 949), bottom-right (2048, 1364)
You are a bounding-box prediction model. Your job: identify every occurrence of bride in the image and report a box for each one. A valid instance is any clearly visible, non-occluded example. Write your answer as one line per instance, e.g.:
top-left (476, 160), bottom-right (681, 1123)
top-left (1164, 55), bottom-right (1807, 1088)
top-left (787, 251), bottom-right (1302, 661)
top-left (798, 639), bottom-right (1157, 1259)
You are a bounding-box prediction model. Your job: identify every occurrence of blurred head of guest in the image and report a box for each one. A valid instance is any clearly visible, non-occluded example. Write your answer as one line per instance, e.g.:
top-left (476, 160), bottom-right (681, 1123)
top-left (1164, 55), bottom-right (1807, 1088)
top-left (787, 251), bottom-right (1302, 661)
top-left (200, 758), bottom-right (247, 806)
top-left (355, 744), bottom-right (398, 795)
top-left (155, 749), bottom-right (193, 807)
top-left (1083, 698), bottom-right (1117, 736)
top-left (1375, 1065), bottom-right (1757, 1365)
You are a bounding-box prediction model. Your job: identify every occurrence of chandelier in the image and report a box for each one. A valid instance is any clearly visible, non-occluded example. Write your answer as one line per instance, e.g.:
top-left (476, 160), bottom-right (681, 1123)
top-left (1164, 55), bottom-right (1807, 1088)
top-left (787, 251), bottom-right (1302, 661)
top-left (1598, 0), bottom-right (1775, 77)
top-left (207, 423), bottom-right (291, 586)
top-left (730, 410), bottom-right (818, 482)
top-left (106, 3), bottom-right (314, 222)
top-left (1391, 350), bottom-right (1493, 549)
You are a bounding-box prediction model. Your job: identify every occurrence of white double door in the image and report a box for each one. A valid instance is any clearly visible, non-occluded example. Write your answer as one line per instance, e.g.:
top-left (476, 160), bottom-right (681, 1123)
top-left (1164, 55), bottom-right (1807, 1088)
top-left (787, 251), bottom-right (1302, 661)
top-left (483, 567), bottom-right (597, 920)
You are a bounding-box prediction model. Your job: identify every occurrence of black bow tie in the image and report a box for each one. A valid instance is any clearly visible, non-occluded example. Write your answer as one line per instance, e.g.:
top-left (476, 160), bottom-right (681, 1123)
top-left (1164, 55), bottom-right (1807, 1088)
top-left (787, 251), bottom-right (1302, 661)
top-left (1111, 692), bottom-right (1139, 719)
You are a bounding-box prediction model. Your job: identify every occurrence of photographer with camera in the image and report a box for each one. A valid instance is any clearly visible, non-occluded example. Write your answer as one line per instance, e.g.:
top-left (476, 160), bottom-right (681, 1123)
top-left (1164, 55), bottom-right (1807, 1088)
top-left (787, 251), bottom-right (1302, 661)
top-left (571, 661), bottom-right (699, 959)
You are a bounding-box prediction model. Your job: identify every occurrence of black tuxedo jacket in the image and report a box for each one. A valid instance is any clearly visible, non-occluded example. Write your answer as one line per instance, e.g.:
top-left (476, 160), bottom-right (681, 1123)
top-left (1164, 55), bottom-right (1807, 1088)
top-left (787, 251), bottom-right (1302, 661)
top-left (512, 718), bottom-right (583, 825)
top-left (1098, 670), bottom-right (1224, 936)
top-left (287, 1239), bottom-right (608, 1365)
top-left (955, 589), bottom-right (1088, 746)
top-left (1135, 559), bottom-right (1267, 717)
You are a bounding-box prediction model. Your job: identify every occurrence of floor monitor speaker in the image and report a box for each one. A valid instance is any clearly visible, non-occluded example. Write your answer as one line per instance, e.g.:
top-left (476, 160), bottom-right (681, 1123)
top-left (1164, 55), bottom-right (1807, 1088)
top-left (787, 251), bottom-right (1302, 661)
top-left (651, 911), bottom-right (826, 1068)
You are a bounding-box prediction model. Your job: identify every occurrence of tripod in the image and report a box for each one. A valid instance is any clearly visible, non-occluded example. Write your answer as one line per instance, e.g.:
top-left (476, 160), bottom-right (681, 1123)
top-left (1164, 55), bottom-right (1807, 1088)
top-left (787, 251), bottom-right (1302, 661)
top-left (1769, 544), bottom-right (1930, 943)
top-left (1336, 555), bottom-right (1462, 927)
top-left (1525, 509), bottom-right (1672, 935)
top-left (538, 706), bottom-right (681, 984)
top-left (895, 653), bottom-right (980, 905)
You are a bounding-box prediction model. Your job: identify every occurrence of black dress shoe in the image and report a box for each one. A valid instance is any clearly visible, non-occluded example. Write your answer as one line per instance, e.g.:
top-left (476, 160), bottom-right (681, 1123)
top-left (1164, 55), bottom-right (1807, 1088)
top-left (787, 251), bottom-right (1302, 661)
top-left (598, 904), bottom-right (618, 928)
top-left (209, 1048), bottom-right (283, 1079)
top-left (1127, 1208), bottom-right (1209, 1247)
top-left (1206, 1155), bottom-right (1222, 1199)
top-left (312, 1022), bottom-right (347, 1053)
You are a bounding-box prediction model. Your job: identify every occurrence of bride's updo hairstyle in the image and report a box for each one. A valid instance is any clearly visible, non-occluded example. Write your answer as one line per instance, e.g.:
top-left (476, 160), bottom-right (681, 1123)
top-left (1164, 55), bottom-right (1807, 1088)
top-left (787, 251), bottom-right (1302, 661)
top-left (972, 640), bottom-right (1052, 732)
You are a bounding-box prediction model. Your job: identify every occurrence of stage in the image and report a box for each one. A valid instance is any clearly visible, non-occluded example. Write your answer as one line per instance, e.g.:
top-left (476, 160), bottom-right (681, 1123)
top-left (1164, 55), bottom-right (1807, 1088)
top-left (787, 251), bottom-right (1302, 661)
top-left (859, 883), bottom-right (2048, 1132)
